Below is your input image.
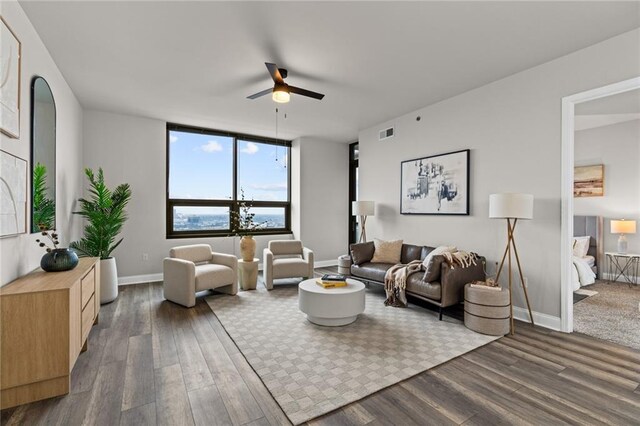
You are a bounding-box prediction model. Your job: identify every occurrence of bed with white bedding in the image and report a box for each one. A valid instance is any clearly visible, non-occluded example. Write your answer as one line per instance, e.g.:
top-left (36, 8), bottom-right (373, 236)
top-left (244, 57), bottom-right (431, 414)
top-left (572, 215), bottom-right (603, 290)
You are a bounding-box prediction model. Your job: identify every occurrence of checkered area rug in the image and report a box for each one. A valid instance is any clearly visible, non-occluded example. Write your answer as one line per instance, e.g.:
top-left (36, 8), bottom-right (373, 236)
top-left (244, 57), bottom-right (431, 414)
top-left (206, 285), bottom-right (498, 425)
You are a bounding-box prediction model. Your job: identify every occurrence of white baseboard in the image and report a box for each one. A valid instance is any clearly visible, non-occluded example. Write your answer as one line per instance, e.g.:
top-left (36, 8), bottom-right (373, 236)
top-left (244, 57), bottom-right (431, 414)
top-left (512, 306), bottom-right (562, 331)
top-left (117, 260), bottom-right (340, 286)
top-left (118, 273), bottom-right (163, 286)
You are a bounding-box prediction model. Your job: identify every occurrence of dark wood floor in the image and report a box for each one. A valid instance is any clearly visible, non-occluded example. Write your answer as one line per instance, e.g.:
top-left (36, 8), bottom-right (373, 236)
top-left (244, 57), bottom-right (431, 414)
top-left (2, 277), bottom-right (639, 426)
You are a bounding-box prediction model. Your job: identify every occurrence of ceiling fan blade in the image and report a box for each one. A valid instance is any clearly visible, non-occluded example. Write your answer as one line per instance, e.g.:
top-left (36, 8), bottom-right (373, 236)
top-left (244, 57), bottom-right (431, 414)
top-left (265, 63), bottom-right (284, 84)
top-left (247, 88), bottom-right (273, 99)
top-left (289, 85), bottom-right (325, 100)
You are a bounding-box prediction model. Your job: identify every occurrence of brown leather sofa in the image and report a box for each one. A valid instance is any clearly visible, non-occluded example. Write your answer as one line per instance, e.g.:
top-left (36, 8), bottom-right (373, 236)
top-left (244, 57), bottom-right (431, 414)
top-left (349, 242), bottom-right (486, 320)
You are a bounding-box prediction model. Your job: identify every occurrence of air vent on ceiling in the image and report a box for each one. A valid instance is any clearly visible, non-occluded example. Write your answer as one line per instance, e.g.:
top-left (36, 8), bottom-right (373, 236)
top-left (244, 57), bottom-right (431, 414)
top-left (379, 126), bottom-right (394, 141)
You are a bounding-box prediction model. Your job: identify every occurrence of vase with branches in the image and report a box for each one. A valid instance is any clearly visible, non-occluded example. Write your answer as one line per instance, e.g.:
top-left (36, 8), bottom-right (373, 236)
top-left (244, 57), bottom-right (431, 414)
top-left (231, 188), bottom-right (266, 261)
top-left (32, 163), bottom-right (55, 232)
top-left (70, 168), bottom-right (132, 303)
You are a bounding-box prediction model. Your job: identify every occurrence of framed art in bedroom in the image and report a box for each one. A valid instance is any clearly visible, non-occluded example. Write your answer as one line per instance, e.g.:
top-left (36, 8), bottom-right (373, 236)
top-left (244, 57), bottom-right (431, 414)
top-left (400, 149), bottom-right (470, 215)
top-left (0, 17), bottom-right (22, 139)
top-left (574, 164), bottom-right (604, 197)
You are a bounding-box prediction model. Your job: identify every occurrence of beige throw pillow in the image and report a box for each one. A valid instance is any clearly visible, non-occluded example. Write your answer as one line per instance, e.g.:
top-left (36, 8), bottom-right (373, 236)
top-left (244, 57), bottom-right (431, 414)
top-left (371, 238), bottom-right (403, 264)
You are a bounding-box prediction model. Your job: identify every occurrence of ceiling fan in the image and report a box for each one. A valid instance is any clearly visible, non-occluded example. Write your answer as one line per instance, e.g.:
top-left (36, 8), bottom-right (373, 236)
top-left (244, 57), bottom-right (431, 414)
top-left (247, 62), bottom-right (325, 103)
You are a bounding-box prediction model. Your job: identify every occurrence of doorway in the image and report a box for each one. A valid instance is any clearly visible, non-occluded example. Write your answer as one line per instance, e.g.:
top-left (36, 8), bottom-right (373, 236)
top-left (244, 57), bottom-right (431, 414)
top-left (560, 77), bottom-right (640, 334)
top-left (349, 142), bottom-right (359, 245)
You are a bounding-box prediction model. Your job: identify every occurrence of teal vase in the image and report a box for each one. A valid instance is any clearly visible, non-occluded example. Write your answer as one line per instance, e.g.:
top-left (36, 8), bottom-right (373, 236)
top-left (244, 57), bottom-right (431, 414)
top-left (41, 248), bottom-right (79, 272)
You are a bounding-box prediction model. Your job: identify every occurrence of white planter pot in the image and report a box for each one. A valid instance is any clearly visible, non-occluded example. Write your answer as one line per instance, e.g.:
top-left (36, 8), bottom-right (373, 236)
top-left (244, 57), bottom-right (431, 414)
top-left (100, 257), bottom-right (118, 304)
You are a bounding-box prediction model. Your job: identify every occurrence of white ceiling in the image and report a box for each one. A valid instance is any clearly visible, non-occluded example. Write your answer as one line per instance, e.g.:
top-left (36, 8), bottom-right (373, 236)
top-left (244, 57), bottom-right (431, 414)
top-left (575, 88), bottom-right (640, 131)
top-left (20, 1), bottom-right (640, 142)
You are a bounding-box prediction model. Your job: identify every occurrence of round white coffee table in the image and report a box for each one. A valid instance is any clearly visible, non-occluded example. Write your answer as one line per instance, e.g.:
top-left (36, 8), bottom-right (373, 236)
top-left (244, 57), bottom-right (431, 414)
top-left (298, 278), bottom-right (365, 326)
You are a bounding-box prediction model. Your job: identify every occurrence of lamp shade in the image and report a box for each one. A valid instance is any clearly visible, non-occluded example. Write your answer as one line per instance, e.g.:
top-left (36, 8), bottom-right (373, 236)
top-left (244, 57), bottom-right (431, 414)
top-left (489, 193), bottom-right (533, 220)
top-left (352, 201), bottom-right (375, 216)
top-left (611, 219), bottom-right (636, 234)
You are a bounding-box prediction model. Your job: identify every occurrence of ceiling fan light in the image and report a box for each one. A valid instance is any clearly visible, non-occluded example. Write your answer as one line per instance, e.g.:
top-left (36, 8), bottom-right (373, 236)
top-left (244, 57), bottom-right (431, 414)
top-left (272, 89), bottom-right (290, 103)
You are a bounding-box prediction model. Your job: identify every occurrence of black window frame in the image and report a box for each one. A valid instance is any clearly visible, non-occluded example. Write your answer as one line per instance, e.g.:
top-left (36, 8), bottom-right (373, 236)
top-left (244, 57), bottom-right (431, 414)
top-left (166, 123), bottom-right (292, 239)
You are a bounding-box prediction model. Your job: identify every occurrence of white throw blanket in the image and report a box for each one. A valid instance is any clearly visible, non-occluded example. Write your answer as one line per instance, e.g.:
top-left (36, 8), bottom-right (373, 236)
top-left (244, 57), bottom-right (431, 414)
top-left (572, 256), bottom-right (595, 291)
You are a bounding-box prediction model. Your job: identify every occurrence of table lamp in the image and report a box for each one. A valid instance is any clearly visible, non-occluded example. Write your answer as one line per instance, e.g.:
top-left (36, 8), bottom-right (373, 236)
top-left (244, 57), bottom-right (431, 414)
top-left (611, 219), bottom-right (636, 254)
top-left (352, 201), bottom-right (375, 243)
top-left (489, 193), bottom-right (535, 334)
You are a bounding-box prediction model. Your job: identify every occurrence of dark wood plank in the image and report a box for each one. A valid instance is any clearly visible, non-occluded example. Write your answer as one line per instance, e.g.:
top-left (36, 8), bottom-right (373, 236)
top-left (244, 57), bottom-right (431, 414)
top-left (517, 325), bottom-right (640, 373)
top-left (171, 307), bottom-right (215, 392)
top-left (128, 283), bottom-right (152, 336)
top-left (101, 286), bottom-right (136, 365)
top-left (228, 351), bottom-right (291, 426)
top-left (70, 326), bottom-right (110, 393)
top-left (198, 336), bottom-right (264, 425)
top-left (463, 348), bottom-right (639, 424)
top-left (398, 373), bottom-right (481, 424)
top-left (549, 329), bottom-right (640, 363)
top-left (502, 335), bottom-right (639, 390)
top-left (150, 285), bottom-right (180, 369)
top-left (83, 360), bottom-right (127, 425)
top-left (188, 385), bottom-right (233, 426)
top-left (121, 333), bottom-right (156, 411)
top-left (120, 402), bottom-right (157, 426)
top-left (307, 403), bottom-right (375, 426)
top-left (154, 363), bottom-right (195, 426)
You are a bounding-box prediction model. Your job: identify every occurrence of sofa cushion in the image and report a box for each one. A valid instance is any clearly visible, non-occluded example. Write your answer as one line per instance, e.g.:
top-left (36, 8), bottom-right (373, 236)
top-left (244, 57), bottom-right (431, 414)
top-left (371, 239), bottom-right (403, 264)
top-left (351, 262), bottom-right (394, 282)
top-left (406, 273), bottom-right (441, 301)
top-left (272, 258), bottom-right (310, 279)
top-left (421, 246), bottom-right (435, 261)
top-left (423, 254), bottom-right (444, 282)
top-left (350, 242), bottom-right (375, 265)
top-left (401, 244), bottom-right (425, 264)
top-left (194, 264), bottom-right (234, 291)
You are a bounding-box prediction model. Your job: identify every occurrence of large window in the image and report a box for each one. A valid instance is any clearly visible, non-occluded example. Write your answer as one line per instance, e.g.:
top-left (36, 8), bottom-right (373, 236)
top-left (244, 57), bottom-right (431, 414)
top-left (166, 124), bottom-right (291, 238)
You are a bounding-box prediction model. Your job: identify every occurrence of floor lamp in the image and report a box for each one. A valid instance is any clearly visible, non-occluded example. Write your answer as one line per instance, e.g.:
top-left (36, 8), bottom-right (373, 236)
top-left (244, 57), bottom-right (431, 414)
top-left (352, 201), bottom-right (375, 243)
top-left (489, 193), bottom-right (535, 334)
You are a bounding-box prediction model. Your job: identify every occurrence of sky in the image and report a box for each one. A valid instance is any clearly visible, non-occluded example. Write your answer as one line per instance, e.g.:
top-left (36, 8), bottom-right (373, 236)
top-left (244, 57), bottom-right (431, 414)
top-left (169, 130), bottom-right (289, 205)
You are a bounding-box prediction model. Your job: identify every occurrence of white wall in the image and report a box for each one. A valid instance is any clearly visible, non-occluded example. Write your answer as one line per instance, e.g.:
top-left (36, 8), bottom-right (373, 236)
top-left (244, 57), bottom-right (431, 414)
top-left (83, 111), bottom-right (348, 281)
top-left (0, 2), bottom-right (84, 286)
top-left (575, 119), bottom-right (640, 254)
top-left (293, 137), bottom-right (349, 262)
top-left (358, 29), bottom-right (640, 321)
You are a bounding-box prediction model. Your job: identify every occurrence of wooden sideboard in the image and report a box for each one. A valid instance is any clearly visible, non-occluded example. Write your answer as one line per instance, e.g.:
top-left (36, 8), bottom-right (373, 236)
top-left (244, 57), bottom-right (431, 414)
top-left (0, 257), bottom-right (101, 409)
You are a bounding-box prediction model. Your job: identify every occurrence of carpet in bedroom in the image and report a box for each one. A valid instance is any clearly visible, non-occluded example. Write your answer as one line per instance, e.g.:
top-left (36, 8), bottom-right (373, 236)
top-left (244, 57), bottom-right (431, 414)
top-left (206, 284), bottom-right (498, 425)
top-left (573, 280), bottom-right (640, 349)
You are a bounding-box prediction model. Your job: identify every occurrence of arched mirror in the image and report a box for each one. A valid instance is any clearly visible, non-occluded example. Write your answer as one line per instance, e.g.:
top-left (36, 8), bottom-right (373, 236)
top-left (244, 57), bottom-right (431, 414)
top-left (30, 76), bottom-right (56, 232)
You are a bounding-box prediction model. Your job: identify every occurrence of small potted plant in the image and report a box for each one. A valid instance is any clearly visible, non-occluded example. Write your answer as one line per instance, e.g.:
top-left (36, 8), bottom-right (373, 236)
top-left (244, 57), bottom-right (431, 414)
top-left (71, 168), bottom-right (132, 304)
top-left (231, 188), bottom-right (266, 261)
top-left (36, 226), bottom-right (79, 272)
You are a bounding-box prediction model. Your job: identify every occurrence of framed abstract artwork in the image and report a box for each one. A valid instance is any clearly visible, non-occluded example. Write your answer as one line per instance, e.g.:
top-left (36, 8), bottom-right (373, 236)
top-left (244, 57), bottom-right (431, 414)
top-left (400, 149), bottom-right (470, 215)
top-left (1, 17), bottom-right (22, 138)
top-left (574, 164), bottom-right (604, 197)
top-left (0, 150), bottom-right (28, 237)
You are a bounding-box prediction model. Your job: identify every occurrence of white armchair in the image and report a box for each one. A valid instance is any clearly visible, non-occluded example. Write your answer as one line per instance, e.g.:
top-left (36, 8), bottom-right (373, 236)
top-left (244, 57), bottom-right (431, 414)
top-left (163, 244), bottom-right (238, 308)
top-left (263, 240), bottom-right (314, 290)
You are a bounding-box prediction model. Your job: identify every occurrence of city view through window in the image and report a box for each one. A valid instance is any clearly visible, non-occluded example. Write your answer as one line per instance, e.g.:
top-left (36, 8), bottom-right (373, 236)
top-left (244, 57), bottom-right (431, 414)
top-left (168, 128), bottom-right (290, 235)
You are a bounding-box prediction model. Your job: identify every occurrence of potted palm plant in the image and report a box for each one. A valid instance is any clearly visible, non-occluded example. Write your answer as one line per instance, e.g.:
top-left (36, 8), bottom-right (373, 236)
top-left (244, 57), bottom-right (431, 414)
top-left (71, 168), bottom-right (132, 304)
